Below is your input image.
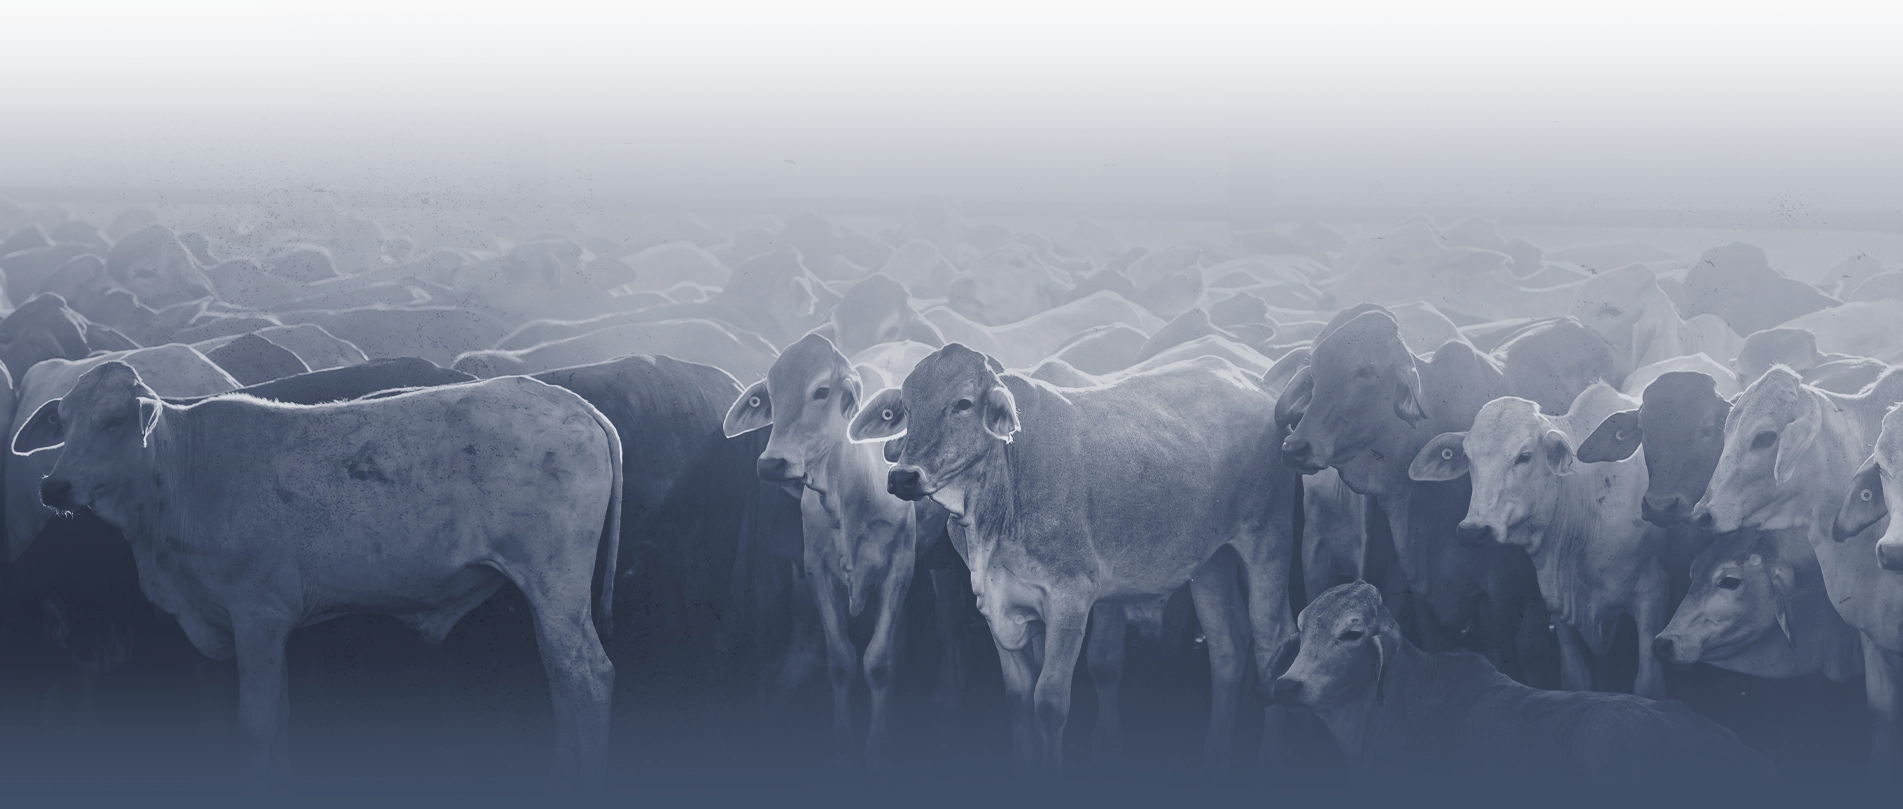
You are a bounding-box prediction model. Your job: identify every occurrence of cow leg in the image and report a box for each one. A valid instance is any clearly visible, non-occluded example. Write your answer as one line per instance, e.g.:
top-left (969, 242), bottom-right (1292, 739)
top-left (1189, 552), bottom-right (1248, 768)
top-left (809, 565), bottom-right (859, 748)
top-left (996, 637), bottom-right (1041, 769)
top-left (518, 582), bottom-right (615, 770)
top-left (1033, 597), bottom-right (1091, 777)
top-left (862, 559), bottom-right (914, 760)
top-left (231, 619), bottom-right (291, 772)
top-left (1236, 513), bottom-right (1300, 767)
top-left (1865, 635), bottom-right (1903, 771)
top-left (1557, 622), bottom-right (1592, 692)
top-left (1631, 563), bottom-right (1670, 700)
top-left (928, 568), bottom-right (966, 714)
top-left (1085, 601), bottom-right (1127, 759)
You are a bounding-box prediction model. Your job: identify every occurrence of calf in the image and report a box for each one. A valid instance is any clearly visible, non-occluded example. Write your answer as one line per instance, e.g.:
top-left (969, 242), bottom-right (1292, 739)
top-left (1653, 529), bottom-right (1863, 683)
top-left (11, 363), bottom-right (622, 768)
top-left (1411, 385), bottom-right (1671, 697)
top-left (1693, 367), bottom-right (1903, 766)
top-left (850, 344), bottom-right (1298, 772)
top-left (1268, 582), bottom-right (1774, 792)
top-left (723, 334), bottom-right (945, 756)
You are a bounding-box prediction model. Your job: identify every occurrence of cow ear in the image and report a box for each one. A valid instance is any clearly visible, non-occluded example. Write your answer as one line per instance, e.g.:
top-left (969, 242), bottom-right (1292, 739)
top-left (1274, 366), bottom-right (1313, 431)
top-left (1393, 367), bottom-right (1427, 425)
top-left (1372, 632), bottom-right (1391, 706)
top-left (138, 398), bottom-right (162, 448)
top-left (1576, 409), bottom-right (1642, 463)
top-left (983, 354), bottom-right (1005, 374)
top-left (1265, 633), bottom-right (1300, 685)
top-left (982, 385), bottom-right (1020, 441)
top-left (1834, 455), bottom-right (1886, 542)
top-left (839, 370), bottom-right (862, 418)
top-left (1542, 429), bottom-right (1577, 476)
top-left (1765, 561), bottom-right (1798, 649)
top-left (723, 380), bottom-right (773, 438)
top-left (12, 398), bottom-right (66, 456)
top-left (1408, 431), bottom-right (1469, 482)
top-left (883, 436), bottom-right (905, 463)
top-left (849, 388), bottom-right (907, 443)
top-left (1775, 398), bottom-right (1821, 484)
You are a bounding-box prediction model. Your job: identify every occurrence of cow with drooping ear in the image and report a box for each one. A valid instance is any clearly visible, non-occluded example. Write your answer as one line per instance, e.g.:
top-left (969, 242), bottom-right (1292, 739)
top-left (14, 360), bottom-right (626, 771)
top-left (723, 333), bottom-right (951, 759)
top-left (1652, 528), bottom-right (1864, 684)
top-left (850, 341), bottom-right (1300, 774)
top-left (1414, 386), bottom-right (1674, 699)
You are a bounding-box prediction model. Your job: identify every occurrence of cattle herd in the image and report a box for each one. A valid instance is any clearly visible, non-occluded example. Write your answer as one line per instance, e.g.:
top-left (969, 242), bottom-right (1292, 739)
top-left (2, 193), bottom-right (1903, 797)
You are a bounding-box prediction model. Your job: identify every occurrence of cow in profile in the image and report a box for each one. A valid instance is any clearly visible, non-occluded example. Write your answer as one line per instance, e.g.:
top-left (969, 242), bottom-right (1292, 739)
top-left (11, 363), bottom-right (623, 769)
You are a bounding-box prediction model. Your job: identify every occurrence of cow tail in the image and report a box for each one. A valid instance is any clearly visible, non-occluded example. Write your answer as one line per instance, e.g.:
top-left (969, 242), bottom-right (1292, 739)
top-left (589, 404), bottom-right (624, 643)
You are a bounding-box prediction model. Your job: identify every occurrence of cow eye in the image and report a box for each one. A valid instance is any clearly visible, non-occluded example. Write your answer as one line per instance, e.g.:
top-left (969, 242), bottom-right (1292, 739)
top-left (1751, 430), bottom-right (1777, 449)
top-left (813, 386), bottom-right (829, 401)
top-left (1717, 575), bottom-right (1742, 590)
top-left (104, 416), bottom-right (126, 429)
top-left (1338, 629), bottom-right (1364, 641)
top-left (952, 398), bottom-right (973, 413)
top-left (1514, 451), bottom-right (1532, 465)
top-left (1354, 366), bottom-right (1377, 379)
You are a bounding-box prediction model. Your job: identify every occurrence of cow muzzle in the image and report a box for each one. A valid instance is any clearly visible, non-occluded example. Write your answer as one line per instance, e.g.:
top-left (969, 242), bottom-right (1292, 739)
top-left (1651, 634), bottom-right (1697, 667)
top-left (1879, 537), bottom-right (1903, 572)
top-left (1454, 520), bottom-right (1497, 546)
top-left (1641, 493), bottom-right (1688, 526)
top-left (1280, 436), bottom-right (1325, 474)
top-left (887, 465), bottom-right (929, 501)
top-left (1269, 676), bottom-right (1305, 706)
top-left (39, 478), bottom-right (76, 512)
top-left (756, 455), bottom-right (799, 484)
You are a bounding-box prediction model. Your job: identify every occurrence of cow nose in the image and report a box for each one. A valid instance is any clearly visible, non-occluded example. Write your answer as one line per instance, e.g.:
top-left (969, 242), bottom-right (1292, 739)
top-left (887, 466), bottom-right (925, 501)
top-left (756, 456), bottom-right (794, 482)
top-left (1270, 677), bottom-right (1302, 704)
top-left (1455, 521), bottom-right (1496, 546)
top-left (1692, 511), bottom-right (1715, 532)
top-left (1280, 437), bottom-right (1321, 472)
top-left (1879, 540), bottom-right (1903, 572)
top-left (1651, 636), bottom-right (1677, 662)
top-left (40, 478), bottom-right (74, 510)
top-left (1641, 494), bottom-right (1685, 525)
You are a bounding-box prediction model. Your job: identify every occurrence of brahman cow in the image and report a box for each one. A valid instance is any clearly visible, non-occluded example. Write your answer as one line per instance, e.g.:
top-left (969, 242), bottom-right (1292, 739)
top-left (1692, 367), bottom-right (1903, 766)
top-left (723, 334), bottom-right (946, 757)
top-left (1279, 305), bottom-right (1554, 688)
top-left (849, 344), bottom-right (1298, 772)
top-left (1410, 385), bottom-right (1671, 698)
top-left (1267, 582), bottom-right (1774, 792)
top-left (11, 364), bottom-right (623, 767)
top-left (1653, 528), bottom-right (1864, 684)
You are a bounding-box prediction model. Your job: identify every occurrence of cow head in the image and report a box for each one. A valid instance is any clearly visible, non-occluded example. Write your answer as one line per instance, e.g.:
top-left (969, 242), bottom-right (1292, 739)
top-left (1652, 530), bottom-right (1805, 675)
top-left (724, 334), bottom-right (864, 490)
top-left (1411, 397), bottom-right (1574, 552)
top-left (717, 246), bottom-right (822, 338)
top-left (847, 343), bottom-right (1016, 515)
top-left (0, 293), bottom-right (94, 380)
top-left (104, 226), bottom-right (216, 308)
top-left (11, 362), bottom-right (163, 530)
top-left (1269, 582), bottom-right (1399, 718)
top-left (1834, 405), bottom-right (1903, 570)
top-left (1691, 368), bottom-right (1816, 535)
top-left (1281, 309), bottom-right (1426, 474)
top-left (1579, 372), bottom-right (1731, 526)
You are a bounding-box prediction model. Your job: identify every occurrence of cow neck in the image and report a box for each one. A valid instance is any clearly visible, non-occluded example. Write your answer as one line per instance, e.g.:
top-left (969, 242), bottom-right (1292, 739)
top-left (129, 405), bottom-right (196, 545)
top-left (1515, 460), bottom-right (1635, 639)
top-left (1328, 633), bottom-right (1432, 765)
top-left (1798, 385), bottom-right (1895, 545)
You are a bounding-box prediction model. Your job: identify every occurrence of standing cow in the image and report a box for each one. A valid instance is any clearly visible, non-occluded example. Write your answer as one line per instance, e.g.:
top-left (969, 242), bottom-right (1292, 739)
top-left (11, 363), bottom-right (623, 768)
top-left (1409, 385), bottom-right (1672, 698)
top-left (723, 334), bottom-right (948, 758)
top-left (849, 344), bottom-right (1298, 773)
